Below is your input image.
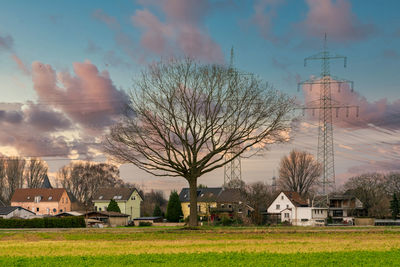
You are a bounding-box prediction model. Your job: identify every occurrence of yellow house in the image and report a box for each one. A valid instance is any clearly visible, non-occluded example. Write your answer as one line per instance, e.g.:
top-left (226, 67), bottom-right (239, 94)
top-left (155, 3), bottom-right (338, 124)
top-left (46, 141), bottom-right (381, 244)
top-left (92, 188), bottom-right (143, 220)
top-left (179, 188), bottom-right (221, 219)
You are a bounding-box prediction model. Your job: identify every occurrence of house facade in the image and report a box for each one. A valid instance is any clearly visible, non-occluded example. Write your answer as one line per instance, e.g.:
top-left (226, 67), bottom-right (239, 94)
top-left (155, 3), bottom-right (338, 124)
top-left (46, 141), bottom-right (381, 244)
top-left (179, 187), bottom-right (251, 221)
top-left (327, 195), bottom-right (365, 223)
top-left (267, 191), bottom-right (327, 226)
top-left (92, 187), bottom-right (143, 220)
top-left (11, 188), bottom-right (72, 216)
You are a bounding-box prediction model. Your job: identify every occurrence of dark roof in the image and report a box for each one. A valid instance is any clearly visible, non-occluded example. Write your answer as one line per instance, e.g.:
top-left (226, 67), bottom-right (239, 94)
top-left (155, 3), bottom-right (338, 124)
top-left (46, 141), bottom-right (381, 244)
top-left (0, 206), bottom-right (35, 215)
top-left (216, 188), bottom-right (243, 203)
top-left (92, 187), bottom-right (142, 202)
top-left (328, 194), bottom-right (357, 200)
top-left (41, 175), bottom-right (53, 189)
top-left (179, 188), bottom-right (244, 203)
top-left (282, 191), bottom-right (308, 207)
top-left (179, 187), bottom-right (222, 202)
top-left (85, 211), bottom-right (129, 217)
top-left (134, 216), bottom-right (162, 220)
top-left (10, 188), bottom-right (67, 203)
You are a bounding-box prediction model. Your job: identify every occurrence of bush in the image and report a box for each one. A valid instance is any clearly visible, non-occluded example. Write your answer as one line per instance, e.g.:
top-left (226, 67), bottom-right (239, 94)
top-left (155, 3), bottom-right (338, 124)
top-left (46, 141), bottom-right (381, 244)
top-left (221, 216), bottom-right (234, 226)
top-left (138, 221), bottom-right (152, 227)
top-left (107, 199), bottom-right (121, 213)
top-left (166, 191), bottom-right (183, 222)
top-left (0, 216), bottom-right (86, 228)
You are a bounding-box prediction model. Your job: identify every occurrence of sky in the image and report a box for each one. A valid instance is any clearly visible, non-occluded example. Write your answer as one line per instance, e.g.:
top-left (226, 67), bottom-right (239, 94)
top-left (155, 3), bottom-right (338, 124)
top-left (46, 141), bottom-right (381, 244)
top-left (0, 0), bottom-right (399, 194)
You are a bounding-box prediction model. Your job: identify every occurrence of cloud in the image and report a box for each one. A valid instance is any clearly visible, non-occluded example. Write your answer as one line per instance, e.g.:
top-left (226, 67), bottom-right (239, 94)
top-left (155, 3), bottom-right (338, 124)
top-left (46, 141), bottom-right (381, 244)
top-left (11, 54), bottom-right (30, 75)
top-left (348, 159), bottom-right (400, 174)
top-left (131, 0), bottom-right (224, 63)
top-left (298, 0), bottom-right (376, 42)
top-left (92, 9), bottom-right (120, 30)
top-left (301, 77), bottom-right (400, 129)
top-left (0, 33), bottom-right (13, 52)
top-left (249, 0), bottom-right (286, 43)
top-left (31, 60), bottom-right (129, 132)
top-left (0, 103), bottom-right (72, 157)
top-left (303, 77), bottom-right (400, 129)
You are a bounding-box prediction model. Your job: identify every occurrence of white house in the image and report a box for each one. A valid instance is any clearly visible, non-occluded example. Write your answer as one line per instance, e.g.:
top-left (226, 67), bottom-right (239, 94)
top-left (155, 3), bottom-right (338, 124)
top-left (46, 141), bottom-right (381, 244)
top-left (0, 206), bottom-right (36, 219)
top-left (267, 191), bottom-right (327, 226)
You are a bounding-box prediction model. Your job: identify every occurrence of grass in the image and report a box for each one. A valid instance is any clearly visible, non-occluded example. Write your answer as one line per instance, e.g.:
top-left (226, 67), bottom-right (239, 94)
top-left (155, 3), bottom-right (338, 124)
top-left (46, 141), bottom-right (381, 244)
top-left (0, 226), bottom-right (399, 266)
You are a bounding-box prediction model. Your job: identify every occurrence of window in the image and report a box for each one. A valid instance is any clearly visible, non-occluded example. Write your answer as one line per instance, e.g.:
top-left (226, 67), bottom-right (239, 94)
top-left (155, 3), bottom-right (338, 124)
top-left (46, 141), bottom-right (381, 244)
top-left (221, 204), bottom-right (225, 208)
top-left (27, 196), bottom-right (30, 200)
top-left (34, 196), bottom-right (41, 203)
top-left (48, 196), bottom-right (52, 201)
top-left (276, 204), bottom-right (280, 210)
top-left (60, 209), bottom-right (63, 212)
top-left (99, 207), bottom-right (102, 211)
top-left (66, 198), bottom-right (68, 203)
top-left (131, 196), bottom-right (136, 200)
top-left (53, 208), bottom-right (56, 213)
top-left (113, 195), bottom-right (122, 200)
top-left (95, 206), bottom-right (97, 211)
top-left (286, 204), bottom-right (289, 208)
top-left (281, 195), bottom-right (284, 200)
top-left (188, 204), bottom-right (190, 208)
top-left (46, 208), bottom-right (50, 213)
top-left (36, 207), bottom-right (39, 212)
top-left (197, 205), bottom-right (201, 212)
top-left (284, 213), bottom-right (289, 218)
top-left (301, 218), bottom-right (309, 222)
top-left (228, 204), bottom-right (232, 208)
top-left (99, 196), bottom-right (103, 200)
top-left (62, 197), bottom-right (64, 203)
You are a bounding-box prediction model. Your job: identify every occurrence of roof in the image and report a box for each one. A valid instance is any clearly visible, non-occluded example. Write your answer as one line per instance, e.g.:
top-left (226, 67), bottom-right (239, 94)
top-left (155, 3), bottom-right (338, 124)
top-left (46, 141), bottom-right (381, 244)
top-left (10, 188), bottom-right (67, 203)
top-left (85, 211), bottom-right (129, 217)
top-left (55, 211), bottom-right (83, 217)
top-left (282, 191), bottom-right (308, 207)
top-left (179, 188), bottom-right (244, 203)
top-left (41, 175), bottom-right (53, 189)
top-left (134, 216), bottom-right (162, 220)
top-left (0, 206), bottom-right (35, 215)
top-left (179, 187), bottom-right (222, 202)
top-left (92, 187), bottom-right (143, 202)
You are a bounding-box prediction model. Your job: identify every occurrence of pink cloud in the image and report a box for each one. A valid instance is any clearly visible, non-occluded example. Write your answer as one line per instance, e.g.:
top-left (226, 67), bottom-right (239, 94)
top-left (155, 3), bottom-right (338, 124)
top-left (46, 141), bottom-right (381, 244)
top-left (131, 0), bottom-right (224, 63)
top-left (11, 54), bottom-right (30, 75)
top-left (32, 60), bottom-right (128, 132)
top-left (299, 0), bottom-right (375, 42)
top-left (0, 33), bottom-right (13, 52)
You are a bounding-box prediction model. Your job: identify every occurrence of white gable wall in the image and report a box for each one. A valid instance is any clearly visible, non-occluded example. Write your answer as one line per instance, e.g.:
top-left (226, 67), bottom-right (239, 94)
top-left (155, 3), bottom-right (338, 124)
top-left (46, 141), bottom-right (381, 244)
top-left (267, 192), bottom-right (295, 214)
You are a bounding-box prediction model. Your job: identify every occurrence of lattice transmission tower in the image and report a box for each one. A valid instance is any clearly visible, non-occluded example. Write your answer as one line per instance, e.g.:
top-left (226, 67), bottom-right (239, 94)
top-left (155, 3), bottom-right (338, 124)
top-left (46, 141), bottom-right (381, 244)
top-left (223, 47), bottom-right (246, 188)
top-left (298, 34), bottom-right (359, 195)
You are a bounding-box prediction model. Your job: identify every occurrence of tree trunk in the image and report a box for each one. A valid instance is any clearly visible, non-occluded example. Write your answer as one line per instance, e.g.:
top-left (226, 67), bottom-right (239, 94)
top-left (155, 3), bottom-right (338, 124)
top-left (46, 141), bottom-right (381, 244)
top-left (188, 178), bottom-right (198, 227)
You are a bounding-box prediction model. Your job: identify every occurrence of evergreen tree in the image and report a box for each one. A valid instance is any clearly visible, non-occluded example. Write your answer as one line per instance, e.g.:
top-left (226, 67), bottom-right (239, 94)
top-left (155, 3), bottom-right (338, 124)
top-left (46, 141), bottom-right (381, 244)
top-left (390, 193), bottom-right (399, 220)
top-left (107, 199), bottom-right (121, 213)
top-left (166, 190), bottom-right (183, 222)
top-left (153, 204), bottom-right (163, 217)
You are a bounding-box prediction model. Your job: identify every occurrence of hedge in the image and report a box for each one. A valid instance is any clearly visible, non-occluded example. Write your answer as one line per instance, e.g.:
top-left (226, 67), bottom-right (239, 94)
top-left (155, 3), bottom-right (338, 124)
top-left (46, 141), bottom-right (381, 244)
top-left (0, 216), bottom-right (86, 228)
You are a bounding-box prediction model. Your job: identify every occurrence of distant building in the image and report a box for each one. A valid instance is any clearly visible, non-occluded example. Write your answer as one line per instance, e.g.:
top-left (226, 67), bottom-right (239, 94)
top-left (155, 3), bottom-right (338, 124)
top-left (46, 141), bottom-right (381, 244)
top-left (84, 211), bottom-right (129, 227)
top-left (11, 188), bottom-right (72, 216)
top-left (179, 187), bottom-right (252, 221)
top-left (92, 188), bottom-right (143, 220)
top-left (0, 206), bottom-right (36, 219)
top-left (267, 191), bottom-right (365, 226)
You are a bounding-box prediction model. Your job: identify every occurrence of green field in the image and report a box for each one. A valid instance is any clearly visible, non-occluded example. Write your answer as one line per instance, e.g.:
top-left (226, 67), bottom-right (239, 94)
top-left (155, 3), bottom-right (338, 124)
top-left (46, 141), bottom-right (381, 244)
top-left (1, 226), bottom-right (400, 266)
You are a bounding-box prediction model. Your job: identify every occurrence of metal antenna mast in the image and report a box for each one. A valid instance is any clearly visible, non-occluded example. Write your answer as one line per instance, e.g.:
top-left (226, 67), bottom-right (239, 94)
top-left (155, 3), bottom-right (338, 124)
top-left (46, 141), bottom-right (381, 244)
top-left (298, 34), bottom-right (359, 195)
top-left (224, 47), bottom-right (243, 188)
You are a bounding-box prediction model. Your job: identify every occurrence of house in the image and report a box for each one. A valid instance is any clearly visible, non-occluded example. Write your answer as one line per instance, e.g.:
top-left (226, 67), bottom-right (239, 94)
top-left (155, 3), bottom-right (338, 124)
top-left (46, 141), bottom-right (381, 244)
top-left (267, 191), bottom-right (327, 226)
top-left (327, 194), bottom-right (365, 224)
top-left (92, 187), bottom-right (143, 220)
top-left (0, 206), bottom-right (36, 219)
top-left (11, 188), bottom-right (72, 216)
top-left (84, 211), bottom-right (129, 227)
top-left (179, 187), bottom-right (251, 221)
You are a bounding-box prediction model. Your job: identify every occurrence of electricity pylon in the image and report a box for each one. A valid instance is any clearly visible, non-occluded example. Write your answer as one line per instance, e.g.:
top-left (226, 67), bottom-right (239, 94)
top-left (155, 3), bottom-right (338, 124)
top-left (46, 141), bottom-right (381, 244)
top-left (223, 47), bottom-right (244, 188)
top-left (298, 34), bottom-right (359, 195)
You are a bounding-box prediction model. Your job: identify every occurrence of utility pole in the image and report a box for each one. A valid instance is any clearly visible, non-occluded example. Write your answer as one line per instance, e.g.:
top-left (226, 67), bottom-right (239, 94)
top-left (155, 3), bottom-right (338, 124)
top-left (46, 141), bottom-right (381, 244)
top-left (223, 47), bottom-right (244, 188)
top-left (298, 34), bottom-right (359, 195)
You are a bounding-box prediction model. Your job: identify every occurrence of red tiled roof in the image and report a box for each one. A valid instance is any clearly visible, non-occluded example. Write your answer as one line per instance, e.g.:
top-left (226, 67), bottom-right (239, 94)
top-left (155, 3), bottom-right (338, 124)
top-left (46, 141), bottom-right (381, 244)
top-left (282, 191), bottom-right (308, 207)
top-left (10, 188), bottom-right (67, 203)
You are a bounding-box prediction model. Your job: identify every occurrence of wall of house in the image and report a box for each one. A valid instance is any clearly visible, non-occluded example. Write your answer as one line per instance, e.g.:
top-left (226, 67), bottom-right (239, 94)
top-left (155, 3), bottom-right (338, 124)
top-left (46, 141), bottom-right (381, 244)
top-left (58, 191), bottom-right (72, 213)
top-left (109, 216), bottom-right (128, 227)
top-left (12, 201), bottom-right (59, 215)
top-left (267, 192), bottom-right (295, 214)
top-left (93, 201), bottom-right (109, 213)
top-left (181, 201), bottom-right (217, 219)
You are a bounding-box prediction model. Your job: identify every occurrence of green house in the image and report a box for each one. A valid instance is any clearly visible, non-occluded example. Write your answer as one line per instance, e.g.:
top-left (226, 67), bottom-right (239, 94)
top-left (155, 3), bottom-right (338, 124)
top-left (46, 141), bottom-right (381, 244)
top-left (92, 188), bottom-right (143, 220)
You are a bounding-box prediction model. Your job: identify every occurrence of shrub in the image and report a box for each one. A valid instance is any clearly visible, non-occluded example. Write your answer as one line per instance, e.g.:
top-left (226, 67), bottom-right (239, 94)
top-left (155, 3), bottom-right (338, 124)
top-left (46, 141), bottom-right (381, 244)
top-left (107, 199), bottom-right (121, 213)
top-left (0, 216), bottom-right (86, 228)
top-left (138, 221), bottom-right (152, 226)
top-left (221, 216), bottom-right (234, 226)
top-left (166, 191), bottom-right (183, 222)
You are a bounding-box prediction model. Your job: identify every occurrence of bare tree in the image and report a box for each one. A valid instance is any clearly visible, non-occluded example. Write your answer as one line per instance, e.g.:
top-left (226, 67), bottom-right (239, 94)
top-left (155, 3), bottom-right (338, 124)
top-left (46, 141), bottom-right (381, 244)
top-left (141, 190), bottom-right (167, 217)
top-left (384, 172), bottom-right (400, 195)
top-left (58, 161), bottom-right (123, 207)
top-left (0, 158), bottom-right (6, 202)
top-left (243, 182), bottom-right (275, 225)
top-left (105, 58), bottom-right (294, 226)
top-left (25, 158), bottom-right (48, 188)
top-left (344, 173), bottom-right (390, 218)
top-left (278, 150), bottom-right (321, 197)
top-left (5, 157), bottom-right (25, 202)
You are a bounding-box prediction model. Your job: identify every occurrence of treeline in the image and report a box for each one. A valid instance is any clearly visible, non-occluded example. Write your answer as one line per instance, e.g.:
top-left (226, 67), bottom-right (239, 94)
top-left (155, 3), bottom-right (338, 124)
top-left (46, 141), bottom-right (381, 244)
top-left (0, 157), bottom-right (48, 203)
